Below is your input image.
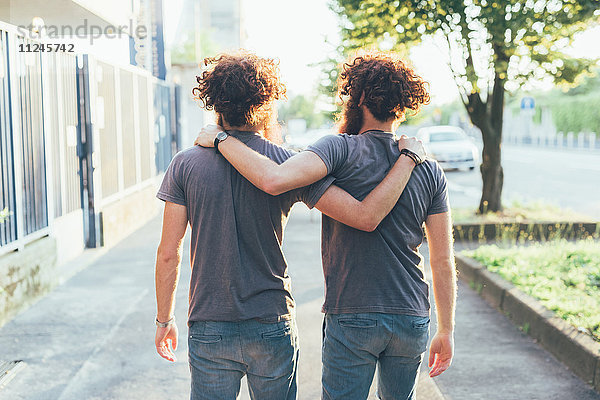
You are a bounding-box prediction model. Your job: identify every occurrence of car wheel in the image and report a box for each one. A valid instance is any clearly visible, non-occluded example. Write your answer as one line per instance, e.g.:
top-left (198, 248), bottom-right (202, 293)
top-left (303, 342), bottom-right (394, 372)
top-left (469, 166), bottom-right (475, 170)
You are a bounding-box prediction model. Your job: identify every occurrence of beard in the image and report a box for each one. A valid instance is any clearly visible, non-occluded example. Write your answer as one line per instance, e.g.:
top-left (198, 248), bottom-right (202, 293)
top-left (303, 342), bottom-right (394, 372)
top-left (337, 105), bottom-right (363, 135)
top-left (261, 108), bottom-right (283, 144)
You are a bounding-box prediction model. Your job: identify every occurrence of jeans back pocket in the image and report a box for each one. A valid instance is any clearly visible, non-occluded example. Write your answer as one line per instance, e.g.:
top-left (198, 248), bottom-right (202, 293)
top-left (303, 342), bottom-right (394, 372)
top-left (189, 334), bottom-right (222, 344)
top-left (411, 317), bottom-right (430, 330)
top-left (261, 324), bottom-right (291, 339)
top-left (338, 318), bottom-right (377, 328)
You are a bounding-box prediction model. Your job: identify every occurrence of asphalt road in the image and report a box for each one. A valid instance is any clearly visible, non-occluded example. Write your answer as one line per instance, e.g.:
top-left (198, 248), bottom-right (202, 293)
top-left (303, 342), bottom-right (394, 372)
top-left (445, 144), bottom-right (600, 218)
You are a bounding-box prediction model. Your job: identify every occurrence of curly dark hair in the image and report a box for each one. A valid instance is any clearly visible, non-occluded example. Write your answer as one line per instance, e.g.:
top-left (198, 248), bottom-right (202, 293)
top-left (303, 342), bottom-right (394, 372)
top-left (192, 51), bottom-right (286, 131)
top-left (336, 51), bottom-right (430, 135)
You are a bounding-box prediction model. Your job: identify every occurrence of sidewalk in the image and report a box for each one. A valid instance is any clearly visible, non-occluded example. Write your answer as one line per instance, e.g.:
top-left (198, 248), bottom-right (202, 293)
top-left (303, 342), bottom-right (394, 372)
top-left (0, 206), bottom-right (598, 399)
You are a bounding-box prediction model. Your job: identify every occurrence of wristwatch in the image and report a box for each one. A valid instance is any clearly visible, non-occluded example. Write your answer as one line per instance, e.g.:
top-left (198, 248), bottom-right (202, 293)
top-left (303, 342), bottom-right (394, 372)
top-left (214, 131), bottom-right (229, 154)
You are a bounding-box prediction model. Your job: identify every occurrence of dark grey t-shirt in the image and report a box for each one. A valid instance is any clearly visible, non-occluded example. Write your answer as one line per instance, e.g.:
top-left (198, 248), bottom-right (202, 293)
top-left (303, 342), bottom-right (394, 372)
top-left (307, 131), bottom-right (449, 317)
top-left (157, 131), bottom-right (334, 323)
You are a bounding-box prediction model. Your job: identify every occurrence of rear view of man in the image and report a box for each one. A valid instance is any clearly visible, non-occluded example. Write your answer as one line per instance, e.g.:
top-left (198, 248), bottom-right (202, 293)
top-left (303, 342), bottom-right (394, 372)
top-left (153, 51), bottom-right (426, 400)
top-left (194, 50), bottom-right (457, 400)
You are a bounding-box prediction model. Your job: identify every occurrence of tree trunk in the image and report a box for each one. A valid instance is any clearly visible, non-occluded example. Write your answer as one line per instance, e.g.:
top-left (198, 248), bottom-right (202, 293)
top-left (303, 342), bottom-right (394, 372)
top-left (466, 74), bottom-right (505, 213)
top-left (478, 125), bottom-right (503, 213)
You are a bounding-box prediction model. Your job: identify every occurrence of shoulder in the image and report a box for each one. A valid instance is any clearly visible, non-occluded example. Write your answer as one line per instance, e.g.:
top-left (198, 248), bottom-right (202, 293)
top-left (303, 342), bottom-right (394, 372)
top-left (174, 145), bottom-right (218, 162)
top-left (421, 158), bottom-right (442, 172)
top-left (167, 146), bottom-right (220, 174)
top-left (420, 159), bottom-right (447, 184)
top-left (247, 135), bottom-right (296, 164)
top-left (308, 133), bottom-right (350, 150)
top-left (173, 146), bottom-right (202, 160)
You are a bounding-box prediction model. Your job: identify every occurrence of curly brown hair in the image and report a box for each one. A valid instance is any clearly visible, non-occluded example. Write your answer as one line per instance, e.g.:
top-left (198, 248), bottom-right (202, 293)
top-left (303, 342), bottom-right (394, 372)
top-left (192, 51), bottom-right (286, 133)
top-left (336, 51), bottom-right (430, 135)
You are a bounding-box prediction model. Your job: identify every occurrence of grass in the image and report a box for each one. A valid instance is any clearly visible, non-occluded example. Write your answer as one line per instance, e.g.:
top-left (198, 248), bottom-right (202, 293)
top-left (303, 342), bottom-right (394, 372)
top-left (452, 200), bottom-right (592, 224)
top-left (463, 239), bottom-right (600, 341)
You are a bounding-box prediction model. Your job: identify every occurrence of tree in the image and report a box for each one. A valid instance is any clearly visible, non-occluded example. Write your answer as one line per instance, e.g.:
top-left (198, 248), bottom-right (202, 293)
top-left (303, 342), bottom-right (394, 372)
top-left (170, 30), bottom-right (219, 65)
top-left (278, 95), bottom-right (329, 129)
top-left (330, 0), bottom-right (599, 212)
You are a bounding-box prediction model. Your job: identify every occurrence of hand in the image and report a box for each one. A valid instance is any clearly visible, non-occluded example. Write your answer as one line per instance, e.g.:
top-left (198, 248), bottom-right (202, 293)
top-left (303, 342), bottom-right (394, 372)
top-left (155, 322), bottom-right (179, 362)
top-left (428, 331), bottom-right (454, 377)
top-left (194, 124), bottom-right (223, 147)
top-left (397, 135), bottom-right (426, 161)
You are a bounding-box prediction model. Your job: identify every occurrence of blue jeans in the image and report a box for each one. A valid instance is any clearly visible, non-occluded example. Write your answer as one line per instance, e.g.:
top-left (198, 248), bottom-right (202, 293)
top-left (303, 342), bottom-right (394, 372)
top-left (188, 318), bottom-right (299, 400)
top-left (322, 313), bottom-right (430, 400)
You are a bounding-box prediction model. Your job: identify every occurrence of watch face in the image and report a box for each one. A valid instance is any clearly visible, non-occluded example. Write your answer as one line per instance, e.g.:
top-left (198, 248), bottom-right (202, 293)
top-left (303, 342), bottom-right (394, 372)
top-left (216, 131), bottom-right (228, 141)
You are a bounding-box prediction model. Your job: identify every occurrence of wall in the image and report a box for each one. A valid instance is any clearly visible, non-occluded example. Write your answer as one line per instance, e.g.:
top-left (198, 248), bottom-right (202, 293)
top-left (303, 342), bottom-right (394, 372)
top-left (100, 181), bottom-right (163, 249)
top-left (0, 181), bottom-right (164, 328)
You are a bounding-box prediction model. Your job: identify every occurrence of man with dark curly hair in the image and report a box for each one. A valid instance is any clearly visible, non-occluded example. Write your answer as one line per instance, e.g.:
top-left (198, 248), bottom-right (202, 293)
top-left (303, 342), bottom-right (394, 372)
top-left (154, 51), bottom-right (426, 400)
top-left (195, 51), bottom-right (457, 400)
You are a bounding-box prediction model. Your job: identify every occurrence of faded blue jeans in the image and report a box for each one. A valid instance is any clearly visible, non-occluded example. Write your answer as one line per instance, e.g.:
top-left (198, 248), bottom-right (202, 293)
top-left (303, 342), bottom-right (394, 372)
top-left (322, 313), bottom-right (430, 400)
top-left (188, 318), bottom-right (299, 400)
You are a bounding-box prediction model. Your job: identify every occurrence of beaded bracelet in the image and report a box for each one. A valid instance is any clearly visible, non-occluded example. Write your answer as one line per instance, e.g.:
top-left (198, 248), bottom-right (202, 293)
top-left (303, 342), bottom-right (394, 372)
top-left (400, 148), bottom-right (423, 165)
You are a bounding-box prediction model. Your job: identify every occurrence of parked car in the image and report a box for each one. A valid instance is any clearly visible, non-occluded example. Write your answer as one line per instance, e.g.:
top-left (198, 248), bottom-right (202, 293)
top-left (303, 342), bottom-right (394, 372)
top-left (416, 125), bottom-right (480, 171)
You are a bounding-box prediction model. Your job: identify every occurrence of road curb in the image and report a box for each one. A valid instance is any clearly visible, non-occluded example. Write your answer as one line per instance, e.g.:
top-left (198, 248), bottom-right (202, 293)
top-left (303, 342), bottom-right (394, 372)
top-left (455, 254), bottom-right (600, 393)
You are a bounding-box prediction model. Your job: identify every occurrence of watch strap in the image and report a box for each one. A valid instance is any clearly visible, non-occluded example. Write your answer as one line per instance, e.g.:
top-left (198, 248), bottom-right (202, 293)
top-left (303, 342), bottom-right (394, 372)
top-left (214, 131), bottom-right (228, 154)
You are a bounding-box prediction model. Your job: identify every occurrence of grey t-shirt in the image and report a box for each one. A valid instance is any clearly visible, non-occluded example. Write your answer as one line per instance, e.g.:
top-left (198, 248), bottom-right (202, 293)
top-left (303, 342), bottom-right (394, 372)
top-left (307, 130), bottom-right (449, 317)
top-left (157, 131), bottom-right (334, 323)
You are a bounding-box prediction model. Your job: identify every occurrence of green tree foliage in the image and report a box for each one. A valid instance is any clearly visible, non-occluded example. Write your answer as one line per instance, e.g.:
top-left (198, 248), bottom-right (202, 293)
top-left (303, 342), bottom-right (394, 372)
top-left (506, 68), bottom-right (600, 133)
top-left (542, 93), bottom-right (600, 133)
top-left (170, 31), bottom-right (219, 64)
top-left (278, 95), bottom-right (329, 129)
top-left (538, 68), bottom-right (600, 133)
top-left (330, 0), bottom-right (599, 212)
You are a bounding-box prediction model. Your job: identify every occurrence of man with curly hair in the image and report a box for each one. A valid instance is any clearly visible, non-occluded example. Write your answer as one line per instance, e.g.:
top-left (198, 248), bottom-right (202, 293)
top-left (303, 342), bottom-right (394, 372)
top-left (154, 51), bottom-right (426, 400)
top-left (195, 51), bottom-right (457, 400)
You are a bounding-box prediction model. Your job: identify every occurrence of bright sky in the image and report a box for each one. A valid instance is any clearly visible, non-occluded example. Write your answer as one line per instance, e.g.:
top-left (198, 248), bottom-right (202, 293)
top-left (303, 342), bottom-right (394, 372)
top-left (241, 0), bottom-right (340, 98)
top-left (242, 0), bottom-right (463, 104)
top-left (165, 1), bottom-right (600, 106)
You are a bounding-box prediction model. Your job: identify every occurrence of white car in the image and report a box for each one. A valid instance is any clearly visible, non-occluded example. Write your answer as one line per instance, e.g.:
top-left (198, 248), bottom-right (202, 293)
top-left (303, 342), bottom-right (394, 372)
top-left (416, 126), bottom-right (479, 171)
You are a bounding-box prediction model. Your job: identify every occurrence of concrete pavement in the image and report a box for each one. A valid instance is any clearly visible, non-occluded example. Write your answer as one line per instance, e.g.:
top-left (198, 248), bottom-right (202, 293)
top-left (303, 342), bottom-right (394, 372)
top-left (0, 205), bottom-right (599, 399)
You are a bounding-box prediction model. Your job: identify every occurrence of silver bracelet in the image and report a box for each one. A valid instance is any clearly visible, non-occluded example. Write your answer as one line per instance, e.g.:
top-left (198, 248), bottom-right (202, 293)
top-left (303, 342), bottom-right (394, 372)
top-left (155, 316), bottom-right (175, 328)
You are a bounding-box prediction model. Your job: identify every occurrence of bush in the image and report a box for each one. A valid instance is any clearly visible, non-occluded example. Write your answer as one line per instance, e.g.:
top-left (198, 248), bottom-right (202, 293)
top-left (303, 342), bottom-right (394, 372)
top-left (463, 240), bottom-right (600, 341)
top-left (544, 93), bottom-right (600, 134)
top-left (452, 200), bottom-right (591, 225)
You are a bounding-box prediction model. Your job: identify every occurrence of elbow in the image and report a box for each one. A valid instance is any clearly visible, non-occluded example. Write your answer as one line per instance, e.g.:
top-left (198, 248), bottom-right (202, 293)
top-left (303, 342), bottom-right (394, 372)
top-left (260, 173), bottom-right (287, 196)
top-left (156, 246), bottom-right (180, 267)
top-left (362, 225), bottom-right (378, 233)
top-left (355, 216), bottom-right (381, 232)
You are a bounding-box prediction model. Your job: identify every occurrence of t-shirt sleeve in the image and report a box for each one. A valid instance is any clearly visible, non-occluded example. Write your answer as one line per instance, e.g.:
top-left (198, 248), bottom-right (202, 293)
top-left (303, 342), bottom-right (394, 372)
top-left (427, 162), bottom-right (450, 215)
top-left (306, 134), bottom-right (349, 175)
top-left (156, 153), bottom-right (186, 206)
top-left (296, 175), bottom-right (336, 209)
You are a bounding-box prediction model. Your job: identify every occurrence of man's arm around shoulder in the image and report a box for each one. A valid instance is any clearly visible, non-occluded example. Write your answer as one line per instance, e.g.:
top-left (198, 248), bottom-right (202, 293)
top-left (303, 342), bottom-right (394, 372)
top-left (314, 136), bottom-right (425, 231)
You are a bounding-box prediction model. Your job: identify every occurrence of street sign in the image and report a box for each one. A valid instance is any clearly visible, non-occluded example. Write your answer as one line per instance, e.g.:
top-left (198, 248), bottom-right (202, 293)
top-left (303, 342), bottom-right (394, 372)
top-left (520, 97), bottom-right (535, 110)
